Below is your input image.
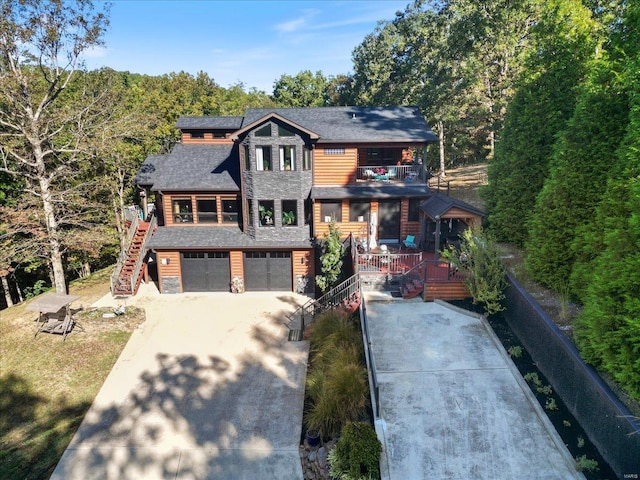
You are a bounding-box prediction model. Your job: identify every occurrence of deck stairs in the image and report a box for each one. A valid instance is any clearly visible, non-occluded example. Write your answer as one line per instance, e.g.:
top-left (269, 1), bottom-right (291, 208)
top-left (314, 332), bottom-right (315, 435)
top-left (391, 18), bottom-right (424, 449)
top-left (111, 211), bottom-right (156, 296)
top-left (287, 273), bottom-right (361, 341)
top-left (399, 259), bottom-right (427, 299)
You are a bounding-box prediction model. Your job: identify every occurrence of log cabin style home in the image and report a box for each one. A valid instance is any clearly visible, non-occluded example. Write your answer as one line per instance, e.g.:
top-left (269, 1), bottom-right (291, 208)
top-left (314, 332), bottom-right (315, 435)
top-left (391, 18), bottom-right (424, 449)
top-left (115, 106), bottom-right (484, 296)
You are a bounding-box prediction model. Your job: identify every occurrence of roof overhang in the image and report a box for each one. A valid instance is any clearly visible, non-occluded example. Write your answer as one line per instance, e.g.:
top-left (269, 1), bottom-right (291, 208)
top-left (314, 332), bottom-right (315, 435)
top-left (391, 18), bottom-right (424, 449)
top-left (230, 112), bottom-right (320, 141)
top-left (311, 184), bottom-right (430, 200)
top-left (420, 192), bottom-right (486, 220)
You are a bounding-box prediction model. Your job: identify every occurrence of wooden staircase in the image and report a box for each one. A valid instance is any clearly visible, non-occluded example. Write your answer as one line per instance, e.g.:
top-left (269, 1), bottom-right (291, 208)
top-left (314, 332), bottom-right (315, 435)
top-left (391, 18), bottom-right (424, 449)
top-left (112, 221), bottom-right (151, 296)
top-left (400, 276), bottom-right (424, 299)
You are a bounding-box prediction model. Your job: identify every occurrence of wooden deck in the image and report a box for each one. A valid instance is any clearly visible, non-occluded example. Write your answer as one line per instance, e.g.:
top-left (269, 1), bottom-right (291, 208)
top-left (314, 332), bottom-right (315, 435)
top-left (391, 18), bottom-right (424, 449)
top-left (354, 248), bottom-right (470, 301)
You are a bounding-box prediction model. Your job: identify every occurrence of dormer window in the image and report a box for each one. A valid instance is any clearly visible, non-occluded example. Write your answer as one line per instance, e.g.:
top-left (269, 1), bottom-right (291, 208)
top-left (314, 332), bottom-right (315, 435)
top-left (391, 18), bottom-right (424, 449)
top-left (190, 131), bottom-right (204, 139)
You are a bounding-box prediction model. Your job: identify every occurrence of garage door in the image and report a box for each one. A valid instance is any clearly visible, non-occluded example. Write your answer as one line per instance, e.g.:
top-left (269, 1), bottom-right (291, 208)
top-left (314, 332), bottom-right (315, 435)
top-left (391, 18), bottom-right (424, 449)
top-left (244, 251), bottom-right (292, 291)
top-left (181, 252), bottom-right (230, 292)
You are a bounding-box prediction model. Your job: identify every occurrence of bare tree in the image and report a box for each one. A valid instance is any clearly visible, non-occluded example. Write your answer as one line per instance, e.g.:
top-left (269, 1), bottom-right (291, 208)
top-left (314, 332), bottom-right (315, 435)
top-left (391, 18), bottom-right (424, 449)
top-left (0, 0), bottom-right (110, 293)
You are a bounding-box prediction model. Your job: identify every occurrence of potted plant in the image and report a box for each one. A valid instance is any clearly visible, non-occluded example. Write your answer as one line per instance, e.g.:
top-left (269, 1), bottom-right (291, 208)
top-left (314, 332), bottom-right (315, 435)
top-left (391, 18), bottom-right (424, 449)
top-left (283, 210), bottom-right (295, 225)
top-left (259, 205), bottom-right (273, 225)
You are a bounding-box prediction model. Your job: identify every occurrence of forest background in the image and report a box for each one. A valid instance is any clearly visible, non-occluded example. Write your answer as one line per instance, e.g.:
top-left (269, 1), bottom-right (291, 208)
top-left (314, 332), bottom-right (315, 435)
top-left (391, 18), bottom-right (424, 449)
top-left (1, 0), bottom-right (638, 401)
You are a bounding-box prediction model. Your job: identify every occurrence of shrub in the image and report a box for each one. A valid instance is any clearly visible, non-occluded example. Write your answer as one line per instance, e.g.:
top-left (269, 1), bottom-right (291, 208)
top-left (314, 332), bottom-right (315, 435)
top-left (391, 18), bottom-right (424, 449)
top-left (305, 310), bottom-right (369, 438)
top-left (575, 455), bottom-right (599, 473)
top-left (305, 348), bottom-right (368, 438)
top-left (441, 226), bottom-right (507, 315)
top-left (328, 422), bottom-right (382, 480)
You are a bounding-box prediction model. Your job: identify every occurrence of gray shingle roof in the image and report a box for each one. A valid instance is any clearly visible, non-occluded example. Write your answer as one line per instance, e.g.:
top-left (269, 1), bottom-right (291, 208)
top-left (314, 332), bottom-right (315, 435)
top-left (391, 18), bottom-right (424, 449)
top-left (139, 144), bottom-right (240, 192)
top-left (134, 155), bottom-right (165, 186)
top-left (147, 226), bottom-right (313, 249)
top-left (176, 116), bottom-right (244, 129)
top-left (420, 192), bottom-right (485, 219)
top-left (241, 106), bottom-right (437, 143)
top-left (311, 183), bottom-right (431, 199)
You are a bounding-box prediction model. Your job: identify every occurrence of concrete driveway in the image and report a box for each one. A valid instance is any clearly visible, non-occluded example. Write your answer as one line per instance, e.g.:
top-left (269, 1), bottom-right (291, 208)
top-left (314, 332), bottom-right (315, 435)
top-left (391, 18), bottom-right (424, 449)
top-left (365, 296), bottom-right (583, 480)
top-left (51, 284), bottom-right (310, 480)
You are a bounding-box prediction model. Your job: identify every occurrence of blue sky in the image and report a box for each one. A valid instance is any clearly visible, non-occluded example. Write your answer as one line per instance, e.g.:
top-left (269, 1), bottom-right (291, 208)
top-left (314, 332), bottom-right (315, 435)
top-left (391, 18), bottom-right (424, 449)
top-left (84, 1), bottom-right (409, 93)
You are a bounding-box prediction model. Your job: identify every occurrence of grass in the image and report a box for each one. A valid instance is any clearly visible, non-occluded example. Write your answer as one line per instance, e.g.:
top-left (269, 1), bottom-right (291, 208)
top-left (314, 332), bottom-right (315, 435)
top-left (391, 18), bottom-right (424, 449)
top-left (0, 267), bottom-right (144, 480)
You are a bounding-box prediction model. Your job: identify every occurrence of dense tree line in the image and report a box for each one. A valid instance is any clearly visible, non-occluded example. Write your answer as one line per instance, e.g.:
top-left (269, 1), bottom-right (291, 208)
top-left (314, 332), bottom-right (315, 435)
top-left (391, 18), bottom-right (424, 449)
top-left (484, 0), bottom-right (639, 400)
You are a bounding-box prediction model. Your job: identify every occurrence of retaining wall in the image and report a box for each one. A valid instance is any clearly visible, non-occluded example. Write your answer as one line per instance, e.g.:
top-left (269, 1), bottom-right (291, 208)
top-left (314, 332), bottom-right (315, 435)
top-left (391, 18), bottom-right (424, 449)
top-left (503, 272), bottom-right (640, 478)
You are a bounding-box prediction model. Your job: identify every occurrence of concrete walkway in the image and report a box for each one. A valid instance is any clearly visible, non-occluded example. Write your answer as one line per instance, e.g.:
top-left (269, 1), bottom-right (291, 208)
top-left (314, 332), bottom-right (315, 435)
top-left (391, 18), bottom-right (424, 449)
top-left (364, 295), bottom-right (584, 480)
top-left (51, 283), bottom-right (310, 480)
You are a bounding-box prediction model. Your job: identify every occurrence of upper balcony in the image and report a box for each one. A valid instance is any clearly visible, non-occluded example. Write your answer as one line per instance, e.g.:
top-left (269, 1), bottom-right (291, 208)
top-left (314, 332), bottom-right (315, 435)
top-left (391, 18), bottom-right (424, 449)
top-left (355, 164), bottom-right (426, 184)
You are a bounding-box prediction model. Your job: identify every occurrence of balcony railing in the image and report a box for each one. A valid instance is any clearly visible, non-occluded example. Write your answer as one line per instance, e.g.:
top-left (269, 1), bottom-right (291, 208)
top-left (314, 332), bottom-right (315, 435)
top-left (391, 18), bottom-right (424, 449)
top-left (356, 165), bottom-right (425, 184)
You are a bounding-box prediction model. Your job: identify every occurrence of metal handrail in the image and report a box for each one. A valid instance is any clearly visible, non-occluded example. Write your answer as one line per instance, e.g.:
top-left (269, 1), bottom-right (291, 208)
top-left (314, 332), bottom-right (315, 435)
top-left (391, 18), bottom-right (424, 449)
top-left (286, 272), bottom-right (362, 337)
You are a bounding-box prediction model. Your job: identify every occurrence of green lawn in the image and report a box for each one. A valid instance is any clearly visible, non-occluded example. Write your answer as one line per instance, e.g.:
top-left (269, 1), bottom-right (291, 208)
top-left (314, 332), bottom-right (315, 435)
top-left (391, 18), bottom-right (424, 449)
top-left (0, 269), bottom-right (144, 480)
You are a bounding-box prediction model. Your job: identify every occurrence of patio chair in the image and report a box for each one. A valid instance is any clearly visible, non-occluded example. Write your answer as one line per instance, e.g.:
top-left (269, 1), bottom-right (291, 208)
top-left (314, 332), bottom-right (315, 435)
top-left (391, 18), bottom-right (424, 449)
top-left (403, 235), bottom-right (418, 250)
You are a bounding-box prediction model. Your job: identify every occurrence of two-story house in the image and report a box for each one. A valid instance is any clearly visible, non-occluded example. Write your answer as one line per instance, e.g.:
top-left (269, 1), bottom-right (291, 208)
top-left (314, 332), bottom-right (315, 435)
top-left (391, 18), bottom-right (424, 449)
top-left (125, 106), bottom-right (479, 295)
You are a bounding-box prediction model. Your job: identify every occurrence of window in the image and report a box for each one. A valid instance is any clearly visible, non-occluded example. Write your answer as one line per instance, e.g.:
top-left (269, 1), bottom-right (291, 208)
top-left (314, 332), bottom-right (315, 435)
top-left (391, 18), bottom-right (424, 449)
top-left (243, 144), bottom-right (250, 170)
top-left (278, 124), bottom-right (295, 136)
top-left (197, 199), bottom-right (217, 223)
top-left (282, 200), bottom-right (297, 226)
top-left (324, 148), bottom-right (345, 155)
top-left (256, 146), bottom-right (272, 171)
top-left (258, 200), bottom-right (275, 226)
top-left (213, 131), bottom-right (226, 139)
top-left (280, 146), bottom-right (295, 170)
top-left (255, 124), bottom-right (271, 137)
top-left (222, 198), bottom-right (239, 224)
top-left (247, 199), bottom-right (253, 226)
top-left (408, 198), bottom-right (422, 222)
top-left (172, 199), bottom-right (193, 223)
top-left (321, 201), bottom-right (342, 223)
top-left (303, 147), bottom-right (312, 171)
top-left (349, 201), bottom-right (370, 222)
top-left (190, 131), bottom-right (204, 139)
top-left (304, 199), bottom-right (312, 225)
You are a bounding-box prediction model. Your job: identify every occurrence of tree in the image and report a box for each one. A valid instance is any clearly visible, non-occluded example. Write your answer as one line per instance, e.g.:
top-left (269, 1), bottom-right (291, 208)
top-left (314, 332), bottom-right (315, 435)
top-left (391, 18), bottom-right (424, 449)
top-left (0, 0), bottom-right (110, 293)
top-left (350, 0), bottom-right (539, 172)
top-left (272, 70), bottom-right (329, 107)
top-left (525, 55), bottom-right (629, 289)
top-left (441, 226), bottom-right (507, 315)
top-left (483, 0), bottom-right (599, 245)
top-left (315, 220), bottom-right (345, 293)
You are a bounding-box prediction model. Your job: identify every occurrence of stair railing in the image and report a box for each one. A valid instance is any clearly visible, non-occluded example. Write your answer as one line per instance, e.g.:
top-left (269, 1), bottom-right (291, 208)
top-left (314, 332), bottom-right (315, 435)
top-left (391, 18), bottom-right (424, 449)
top-left (287, 272), bottom-right (361, 339)
top-left (126, 212), bottom-right (157, 295)
top-left (110, 207), bottom-right (141, 293)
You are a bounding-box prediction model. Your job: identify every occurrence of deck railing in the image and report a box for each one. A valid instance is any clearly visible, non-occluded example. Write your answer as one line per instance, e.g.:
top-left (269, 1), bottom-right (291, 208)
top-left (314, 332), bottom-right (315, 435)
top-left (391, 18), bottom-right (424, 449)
top-left (355, 249), bottom-right (424, 275)
top-left (356, 165), bottom-right (426, 184)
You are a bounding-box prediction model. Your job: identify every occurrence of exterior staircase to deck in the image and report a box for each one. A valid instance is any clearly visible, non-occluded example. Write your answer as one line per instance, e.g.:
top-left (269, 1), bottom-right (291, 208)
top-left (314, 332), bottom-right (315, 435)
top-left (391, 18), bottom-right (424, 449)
top-left (111, 210), bottom-right (156, 297)
top-left (112, 221), bottom-right (149, 296)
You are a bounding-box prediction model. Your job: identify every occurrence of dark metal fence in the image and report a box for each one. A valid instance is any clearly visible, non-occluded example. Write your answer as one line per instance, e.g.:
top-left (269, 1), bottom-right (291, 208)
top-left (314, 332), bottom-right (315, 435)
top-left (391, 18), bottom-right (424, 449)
top-left (503, 272), bottom-right (640, 478)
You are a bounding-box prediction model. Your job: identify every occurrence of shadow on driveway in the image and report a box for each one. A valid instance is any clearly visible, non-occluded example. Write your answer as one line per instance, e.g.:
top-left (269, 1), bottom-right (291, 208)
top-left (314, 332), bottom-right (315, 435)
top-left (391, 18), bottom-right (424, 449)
top-left (51, 291), bottom-right (310, 480)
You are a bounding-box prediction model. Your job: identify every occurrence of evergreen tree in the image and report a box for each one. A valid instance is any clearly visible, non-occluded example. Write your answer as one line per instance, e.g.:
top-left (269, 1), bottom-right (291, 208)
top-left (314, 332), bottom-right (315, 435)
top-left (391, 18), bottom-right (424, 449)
top-left (484, 0), bottom-right (599, 245)
top-left (572, 1), bottom-right (640, 401)
top-left (525, 50), bottom-right (629, 289)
